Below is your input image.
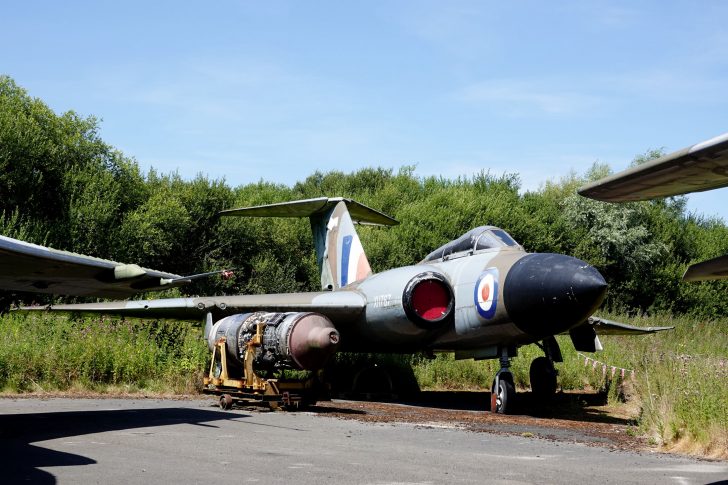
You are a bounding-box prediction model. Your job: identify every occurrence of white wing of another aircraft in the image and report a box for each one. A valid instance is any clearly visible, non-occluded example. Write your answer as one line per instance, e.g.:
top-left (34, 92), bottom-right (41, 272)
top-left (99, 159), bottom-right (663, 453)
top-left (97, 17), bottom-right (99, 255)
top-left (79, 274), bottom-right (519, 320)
top-left (578, 132), bottom-right (728, 202)
top-left (682, 254), bottom-right (728, 282)
top-left (0, 235), bottom-right (189, 298)
top-left (578, 132), bottom-right (728, 281)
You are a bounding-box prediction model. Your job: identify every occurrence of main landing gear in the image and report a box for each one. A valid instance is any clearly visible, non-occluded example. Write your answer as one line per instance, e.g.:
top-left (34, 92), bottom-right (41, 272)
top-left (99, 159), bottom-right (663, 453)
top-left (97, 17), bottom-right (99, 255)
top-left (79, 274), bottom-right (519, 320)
top-left (490, 337), bottom-right (562, 414)
top-left (529, 357), bottom-right (557, 399)
top-left (531, 336), bottom-right (561, 403)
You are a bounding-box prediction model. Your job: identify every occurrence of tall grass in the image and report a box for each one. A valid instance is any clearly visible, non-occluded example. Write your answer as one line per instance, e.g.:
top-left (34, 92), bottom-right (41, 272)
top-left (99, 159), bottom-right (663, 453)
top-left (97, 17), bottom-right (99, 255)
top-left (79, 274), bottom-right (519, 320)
top-left (0, 313), bottom-right (209, 394)
top-left (622, 314), bottom-right (727, 456)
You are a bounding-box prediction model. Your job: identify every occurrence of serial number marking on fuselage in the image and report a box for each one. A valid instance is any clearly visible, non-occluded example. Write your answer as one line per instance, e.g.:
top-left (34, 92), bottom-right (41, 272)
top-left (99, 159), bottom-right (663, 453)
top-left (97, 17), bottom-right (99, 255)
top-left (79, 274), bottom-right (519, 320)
top-left (372, 294), bottom-right (397, 308)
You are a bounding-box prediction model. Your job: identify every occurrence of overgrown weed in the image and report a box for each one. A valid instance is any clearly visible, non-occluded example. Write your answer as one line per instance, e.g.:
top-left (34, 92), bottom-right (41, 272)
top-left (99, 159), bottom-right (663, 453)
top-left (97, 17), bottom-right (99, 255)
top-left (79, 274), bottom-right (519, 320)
top-left (0, 313), bottom-right (208, 395)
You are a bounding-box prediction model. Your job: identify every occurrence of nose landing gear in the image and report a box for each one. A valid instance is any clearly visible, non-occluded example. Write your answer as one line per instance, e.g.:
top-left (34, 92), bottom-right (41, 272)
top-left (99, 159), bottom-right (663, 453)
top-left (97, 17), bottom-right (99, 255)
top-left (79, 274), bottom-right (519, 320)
top-left (491, 347), bottom-right (516, 414)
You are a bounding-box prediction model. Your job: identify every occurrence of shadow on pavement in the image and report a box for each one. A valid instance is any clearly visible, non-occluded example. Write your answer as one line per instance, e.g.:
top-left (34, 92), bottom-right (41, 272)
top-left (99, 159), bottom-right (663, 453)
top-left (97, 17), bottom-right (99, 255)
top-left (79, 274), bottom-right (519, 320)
top-left (336, 390), bottom-right (635, 426)
top-left (0, 406), bottom-right (247, 484)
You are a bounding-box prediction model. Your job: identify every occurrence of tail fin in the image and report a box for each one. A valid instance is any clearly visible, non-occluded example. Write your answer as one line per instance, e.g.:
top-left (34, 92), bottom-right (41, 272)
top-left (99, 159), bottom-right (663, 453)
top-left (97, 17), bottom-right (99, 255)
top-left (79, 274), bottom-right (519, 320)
top-left (219, 197), bottom-right (398, 290)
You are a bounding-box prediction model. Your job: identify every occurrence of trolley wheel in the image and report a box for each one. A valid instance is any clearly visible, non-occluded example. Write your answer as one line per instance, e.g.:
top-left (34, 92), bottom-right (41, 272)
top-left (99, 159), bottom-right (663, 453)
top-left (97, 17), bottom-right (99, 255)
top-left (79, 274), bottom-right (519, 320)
top-left (219, 394), bottom-right (234, 410)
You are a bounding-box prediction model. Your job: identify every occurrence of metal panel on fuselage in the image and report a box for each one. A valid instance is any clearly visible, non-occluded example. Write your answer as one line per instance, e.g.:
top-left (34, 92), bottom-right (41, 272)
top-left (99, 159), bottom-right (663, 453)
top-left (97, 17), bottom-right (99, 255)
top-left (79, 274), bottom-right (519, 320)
top-left (345, 264), bottom-right (448, 350)
top-left (429, 248), bottom-right (532, 350)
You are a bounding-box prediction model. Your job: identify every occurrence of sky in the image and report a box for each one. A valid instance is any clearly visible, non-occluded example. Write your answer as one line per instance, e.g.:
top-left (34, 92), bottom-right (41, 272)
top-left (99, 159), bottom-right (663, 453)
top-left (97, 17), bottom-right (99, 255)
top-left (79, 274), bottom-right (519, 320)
top-left (3, 1), bottom-right (728, 220)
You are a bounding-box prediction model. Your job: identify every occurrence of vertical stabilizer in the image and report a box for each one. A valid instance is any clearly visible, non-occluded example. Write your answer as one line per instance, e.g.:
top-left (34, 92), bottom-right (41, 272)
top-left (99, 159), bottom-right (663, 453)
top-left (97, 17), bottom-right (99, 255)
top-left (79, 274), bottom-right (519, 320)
top-left (320, 201), bottom-right (372, 289)
top-left (218, 197), bottom-right (398, 290)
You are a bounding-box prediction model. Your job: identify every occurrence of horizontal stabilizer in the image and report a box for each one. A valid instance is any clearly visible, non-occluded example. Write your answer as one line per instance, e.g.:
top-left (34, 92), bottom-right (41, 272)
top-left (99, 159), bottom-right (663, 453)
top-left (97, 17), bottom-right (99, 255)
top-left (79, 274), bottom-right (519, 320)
top-left (578, 131), bottom-right (728, 202)
top-left (586, 316), bottom-right (674, 335)
top-left (219, 197), bottom-right (399, 226)
top-left (683, 254), bottom-right (728, 281)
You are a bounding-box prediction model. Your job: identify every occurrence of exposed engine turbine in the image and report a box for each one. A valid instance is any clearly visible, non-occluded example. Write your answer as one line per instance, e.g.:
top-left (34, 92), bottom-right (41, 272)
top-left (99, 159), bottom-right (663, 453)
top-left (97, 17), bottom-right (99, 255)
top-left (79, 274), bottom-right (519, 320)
top-left (206, 312), bottom-right (340, 371)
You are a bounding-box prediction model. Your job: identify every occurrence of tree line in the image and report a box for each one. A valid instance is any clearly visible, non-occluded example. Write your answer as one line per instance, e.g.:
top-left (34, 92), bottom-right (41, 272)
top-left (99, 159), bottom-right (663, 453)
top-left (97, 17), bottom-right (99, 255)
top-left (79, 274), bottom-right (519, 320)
top-left (2, 75), bottom-right (727, 317)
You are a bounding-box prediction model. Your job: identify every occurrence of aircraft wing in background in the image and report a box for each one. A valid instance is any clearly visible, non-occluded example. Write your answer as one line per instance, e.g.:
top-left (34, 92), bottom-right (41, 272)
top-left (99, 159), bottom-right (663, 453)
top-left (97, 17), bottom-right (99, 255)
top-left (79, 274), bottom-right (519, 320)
top-left (578, 132), bottom-right (728, 202)
top-left (0, 235), bottom-right (189, 298)
top-left (682, 254), bottom-right (728, 281)
top-left (585, 316), bottom-right (674, 335)
top-left (566, 316), bottom-right (673, 353)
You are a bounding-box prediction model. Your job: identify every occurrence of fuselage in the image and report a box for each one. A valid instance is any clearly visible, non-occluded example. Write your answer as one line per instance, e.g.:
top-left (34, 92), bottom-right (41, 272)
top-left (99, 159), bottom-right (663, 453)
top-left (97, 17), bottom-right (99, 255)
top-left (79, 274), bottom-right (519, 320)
top-left (341, 226), bottom-right (607, 354)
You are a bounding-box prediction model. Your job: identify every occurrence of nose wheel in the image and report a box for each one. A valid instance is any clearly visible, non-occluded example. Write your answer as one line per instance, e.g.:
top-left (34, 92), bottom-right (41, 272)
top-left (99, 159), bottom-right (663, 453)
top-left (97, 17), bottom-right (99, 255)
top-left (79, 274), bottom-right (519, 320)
top-left (490, 347), bottom-right (516, 414)
top-left (491, 373), bottom-right (515, 414)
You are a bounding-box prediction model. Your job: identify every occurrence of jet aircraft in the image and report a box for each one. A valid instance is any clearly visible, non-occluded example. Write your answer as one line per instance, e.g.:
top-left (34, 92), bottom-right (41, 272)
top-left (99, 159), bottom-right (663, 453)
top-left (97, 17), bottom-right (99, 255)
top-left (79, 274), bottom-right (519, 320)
top-left (3, 197), bottom-right (671, 413)
top-left (579, 131), bottom-right (728, 281)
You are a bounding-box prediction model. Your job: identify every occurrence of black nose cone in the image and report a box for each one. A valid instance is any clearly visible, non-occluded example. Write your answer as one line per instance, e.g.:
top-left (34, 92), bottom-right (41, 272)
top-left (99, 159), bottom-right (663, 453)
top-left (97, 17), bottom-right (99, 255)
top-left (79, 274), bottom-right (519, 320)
top-left (503, 253), bottom-right (607, 338)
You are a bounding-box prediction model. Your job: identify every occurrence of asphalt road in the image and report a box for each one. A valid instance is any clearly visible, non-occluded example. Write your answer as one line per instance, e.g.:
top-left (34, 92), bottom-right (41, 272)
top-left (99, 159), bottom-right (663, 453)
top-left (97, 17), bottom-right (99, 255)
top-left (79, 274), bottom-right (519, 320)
top-left (0, 397), bottom-right (725, 484)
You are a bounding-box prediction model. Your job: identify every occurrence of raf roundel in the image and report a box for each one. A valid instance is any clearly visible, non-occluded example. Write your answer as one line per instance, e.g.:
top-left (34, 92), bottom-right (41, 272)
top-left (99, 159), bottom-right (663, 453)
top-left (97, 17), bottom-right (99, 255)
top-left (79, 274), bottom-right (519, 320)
top-left (474, 268), bottom-right (499, 319)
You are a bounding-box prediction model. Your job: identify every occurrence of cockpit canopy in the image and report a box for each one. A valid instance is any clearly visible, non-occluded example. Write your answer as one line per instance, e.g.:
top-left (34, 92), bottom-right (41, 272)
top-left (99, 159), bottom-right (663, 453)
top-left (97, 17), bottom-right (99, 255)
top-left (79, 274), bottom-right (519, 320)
top-left (422, 226), bottom-right (520, 262)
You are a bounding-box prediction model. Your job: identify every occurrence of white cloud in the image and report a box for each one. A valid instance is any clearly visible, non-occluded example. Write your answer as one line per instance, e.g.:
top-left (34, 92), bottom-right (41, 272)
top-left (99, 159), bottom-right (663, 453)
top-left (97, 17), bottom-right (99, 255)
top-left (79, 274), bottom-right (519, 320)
top-left (398, 1), bottom-right (483, 43)
top-left (453, 63), bottom-right (727, 120)
top-left (381, 0), bottom-right (498, 61)
top-left (453, 80), bottom-right (604, 117)
top-left (574, 3), bottom-right (640, 29)
top-left (413, 147), bottom-right (609, 193)
top-left (603, 69), bottom-right (726, 103)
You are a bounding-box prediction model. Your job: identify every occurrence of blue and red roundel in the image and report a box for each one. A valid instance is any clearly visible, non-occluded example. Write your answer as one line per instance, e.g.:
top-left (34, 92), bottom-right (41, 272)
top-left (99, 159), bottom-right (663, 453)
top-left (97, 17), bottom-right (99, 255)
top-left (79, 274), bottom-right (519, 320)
top-left (474, 268), bottom-right (499, 319)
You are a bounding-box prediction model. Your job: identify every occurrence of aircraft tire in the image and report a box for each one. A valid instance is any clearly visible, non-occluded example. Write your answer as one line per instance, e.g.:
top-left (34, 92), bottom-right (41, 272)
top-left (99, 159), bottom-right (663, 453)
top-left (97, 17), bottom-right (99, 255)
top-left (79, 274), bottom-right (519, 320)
top-left (529, 356), bottom-right (557, 401)
top-left (491, 374), bottom-right (515, 414)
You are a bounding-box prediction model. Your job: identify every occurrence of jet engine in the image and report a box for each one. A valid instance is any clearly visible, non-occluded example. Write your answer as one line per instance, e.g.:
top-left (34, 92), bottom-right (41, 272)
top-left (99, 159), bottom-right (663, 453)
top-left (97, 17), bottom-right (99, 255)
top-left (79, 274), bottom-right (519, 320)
top-left (207, 312), bottom-right (340, 371)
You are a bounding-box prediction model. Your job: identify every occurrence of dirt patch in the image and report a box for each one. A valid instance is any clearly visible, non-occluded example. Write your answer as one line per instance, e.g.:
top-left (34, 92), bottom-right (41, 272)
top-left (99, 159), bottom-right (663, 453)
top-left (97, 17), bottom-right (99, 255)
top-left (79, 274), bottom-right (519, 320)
top-left (310, 390), bottom-right (651, 452)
